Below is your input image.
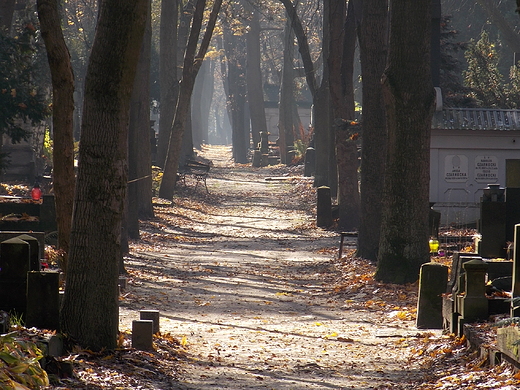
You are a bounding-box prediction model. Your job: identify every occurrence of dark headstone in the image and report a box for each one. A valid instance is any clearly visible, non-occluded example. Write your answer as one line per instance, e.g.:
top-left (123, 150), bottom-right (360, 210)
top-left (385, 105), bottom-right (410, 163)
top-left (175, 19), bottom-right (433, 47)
top-left (140, 310), bottom-right (160, 334)
top-left (16, 234), bottom-right (41, 272)
top-left (132, 320), bottom-right (154, 351)
top-left (480, 195), bottom-right (506, 258)
top-left (0, 237), bottom-right (30, 280)
top-left (416, 262), bottom-right (448, 329)
top-left (26, 271), bottom-right (60, 330)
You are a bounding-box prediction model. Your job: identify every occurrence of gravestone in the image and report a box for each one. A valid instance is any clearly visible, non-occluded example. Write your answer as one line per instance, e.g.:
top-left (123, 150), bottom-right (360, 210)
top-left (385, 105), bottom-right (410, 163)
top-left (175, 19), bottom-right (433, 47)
top-left (416, 262), bottom-right (448, 329)
top-left (0, 237), bottom-right (31, 315)
top-left (480, 184), bottom-right (506, 258)
top-left (458, 259), bottom-right (489, 333)
top-left (132, 320), bottom-right (154, 351)
top-left (16, 234), bottom-right (41, 272)
top-left (26, 271), bottom-right (60, 330)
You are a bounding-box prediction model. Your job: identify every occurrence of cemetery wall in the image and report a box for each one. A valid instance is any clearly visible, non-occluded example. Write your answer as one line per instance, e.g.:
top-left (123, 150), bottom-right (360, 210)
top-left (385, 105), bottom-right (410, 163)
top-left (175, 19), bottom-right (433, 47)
top-left (430, 128), bottom-right (520, 226)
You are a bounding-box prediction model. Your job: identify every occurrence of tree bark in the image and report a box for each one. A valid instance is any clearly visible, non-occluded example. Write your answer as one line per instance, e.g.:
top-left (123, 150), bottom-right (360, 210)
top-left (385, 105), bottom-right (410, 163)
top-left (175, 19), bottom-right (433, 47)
top-left (223, 26), bottom-right (248, 164)
top-left (159, 0), bottom-right (222, 199)
top-left (279, 18), bottom-right (295, 165)
top-left (60, 0), bottom-right (149, 351)
top-left (128, 0), bottom-right (153, 241)
top-left (356, 0), bottom-right (388, 261)
top-left (37, 0), bottom-right (75, 272)
top-left (328, 0), bottom-right (359, 230)
top-left (376, 0), bottom-right (435, 284)
top-left (246, 9), bottom-right (267, 149)
top-left (156, 0), bottom-right (180, 168)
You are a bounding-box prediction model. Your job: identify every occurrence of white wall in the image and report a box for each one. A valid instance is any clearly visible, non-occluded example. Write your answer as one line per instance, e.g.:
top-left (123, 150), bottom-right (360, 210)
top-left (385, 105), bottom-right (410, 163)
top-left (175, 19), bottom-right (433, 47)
top-left (430, 128), bottom-right (520, 225)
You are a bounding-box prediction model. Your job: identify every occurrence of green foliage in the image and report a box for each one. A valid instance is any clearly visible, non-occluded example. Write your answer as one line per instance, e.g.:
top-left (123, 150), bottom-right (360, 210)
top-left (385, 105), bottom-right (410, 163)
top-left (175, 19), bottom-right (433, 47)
top-left (0, 26), bottom-right (50, 144)
top-left (439, 15), bottom-right (477, 108)
top-left (0, 332), bottom-right (49, 390)
top-left (492, 316), bottom-right (520, 327)
top-left (463, 30), bottom-right (520, 108)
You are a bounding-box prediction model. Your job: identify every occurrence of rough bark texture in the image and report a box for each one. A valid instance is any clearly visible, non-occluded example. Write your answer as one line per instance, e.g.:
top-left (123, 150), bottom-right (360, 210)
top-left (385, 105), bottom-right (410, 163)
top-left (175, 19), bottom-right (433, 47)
top-left (329, 0), bottom-right (359, 230)
top-left (60, 0), bottom-right (149, 351)
top-left (156, 0), bottom-right (180, 168)
top-left (314, 0), bottom-right (336, 193)
top-left (341, 0), bottom-right (360, 120)
top-left (128, 0), bottom-right (153, 239)
top-left (376, 0), bottom-right (435, 284)
top-left (223, 26), bottom-right (248, 164)
top-left (158, 0), bottom-right (222, 199)
top-left (279, 19), bottom-right (295, 165)
top-left (246, 9), bottom-right (267, 149)
top-left (356, 0), bottom-right (388, 261)
top-left (37, 0), bottom-right (75, 271)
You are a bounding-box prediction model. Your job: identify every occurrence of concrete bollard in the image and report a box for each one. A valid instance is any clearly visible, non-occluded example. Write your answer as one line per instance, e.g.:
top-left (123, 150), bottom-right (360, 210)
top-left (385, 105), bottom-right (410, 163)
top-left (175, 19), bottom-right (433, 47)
top-left (416, 262), bottom-right (449, 329)
top-left (140, 309), bottom-right (160, 334)
top-left (317, 186), bottom-right (332, 228)
top-left (132, 320), bottom-right (154, 351)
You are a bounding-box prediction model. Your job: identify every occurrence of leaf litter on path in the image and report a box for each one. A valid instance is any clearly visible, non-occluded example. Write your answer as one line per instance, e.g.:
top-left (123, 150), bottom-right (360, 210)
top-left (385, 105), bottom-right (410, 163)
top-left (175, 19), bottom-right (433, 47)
top-left (50, 145), bottom-right (518, 389)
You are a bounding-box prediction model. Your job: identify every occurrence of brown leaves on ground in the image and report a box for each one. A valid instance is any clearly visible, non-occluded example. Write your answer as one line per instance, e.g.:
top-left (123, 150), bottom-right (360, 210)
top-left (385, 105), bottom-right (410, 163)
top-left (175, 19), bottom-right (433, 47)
top-left (44, 332), bottom-right (185, 389)
top-left (332, 249), bottom-right (418, 321)
top-left (333, 250), bottom-right (520, 389)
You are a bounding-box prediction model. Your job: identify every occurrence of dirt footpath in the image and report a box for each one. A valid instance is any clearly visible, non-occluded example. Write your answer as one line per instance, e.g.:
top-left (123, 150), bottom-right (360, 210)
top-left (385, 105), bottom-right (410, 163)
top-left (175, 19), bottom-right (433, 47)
top-left (119, 145), bottom-right (433, 389)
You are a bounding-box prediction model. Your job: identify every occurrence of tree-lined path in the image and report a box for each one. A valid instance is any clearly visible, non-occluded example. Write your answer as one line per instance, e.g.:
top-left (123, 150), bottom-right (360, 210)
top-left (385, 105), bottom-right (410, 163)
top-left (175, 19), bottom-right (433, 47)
top-left (119, 145), bottom-right (430, 389)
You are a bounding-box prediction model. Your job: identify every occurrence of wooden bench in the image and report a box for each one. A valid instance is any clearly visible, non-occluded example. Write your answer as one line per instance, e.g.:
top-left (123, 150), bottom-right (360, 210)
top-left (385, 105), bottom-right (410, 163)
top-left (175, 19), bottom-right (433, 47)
top-left (178, 159), bottom-right (210, 193)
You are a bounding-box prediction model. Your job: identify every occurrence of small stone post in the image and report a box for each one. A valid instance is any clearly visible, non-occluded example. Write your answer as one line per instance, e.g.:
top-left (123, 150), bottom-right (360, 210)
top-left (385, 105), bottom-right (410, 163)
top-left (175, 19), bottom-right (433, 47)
top-left (304, 147), bottom-right (315, 177)
top-left (317, 186), bottom-right (332, 228)
top-left (416, 262), bottom-right (448, 329)
top-left (132, 320), bottom-right (154, 351)
top-left (140, 310), bottom-right (160, 334)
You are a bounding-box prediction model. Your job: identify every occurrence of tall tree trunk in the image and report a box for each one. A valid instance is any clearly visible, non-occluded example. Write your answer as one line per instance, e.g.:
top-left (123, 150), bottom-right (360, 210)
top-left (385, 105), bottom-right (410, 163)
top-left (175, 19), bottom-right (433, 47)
top-left (329, 0), bottom-right (359, 230)
top-left (192, 60), bottom-right (214, 149)
top-left (314, 0), bottom-right (335, 194)
top-left (223, 26), bottom-right (248, 164)
top-left (156, 0), bottom-right (180, 168)
top-left (279, 18), bottom-right (295, 165)
top-left (376, 0), bottom-right (435, 284)
top-left (159, 0), bottom-right (222, 199)
top-left (37, 0), bottom-right (75, 272)
top-left (128, 0), bottom-right (152, 242)
top-left (246, 9), bottom-right (267, 149)
top-left (200, 60), bottom-right (214, 145)
top-left (192, 63), bottom-right (206, 149)
top-left (341, 0), bottom-right (360, 120)
top-left (356, 0), bottom-right (388, 261)
top-left (61, 0), bottom-right (149, 351)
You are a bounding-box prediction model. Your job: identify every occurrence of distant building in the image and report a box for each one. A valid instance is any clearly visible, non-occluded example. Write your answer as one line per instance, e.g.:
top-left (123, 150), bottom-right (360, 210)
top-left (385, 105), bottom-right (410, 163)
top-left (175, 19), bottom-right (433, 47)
top-left (430, 108), bottom-right (520, 225)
